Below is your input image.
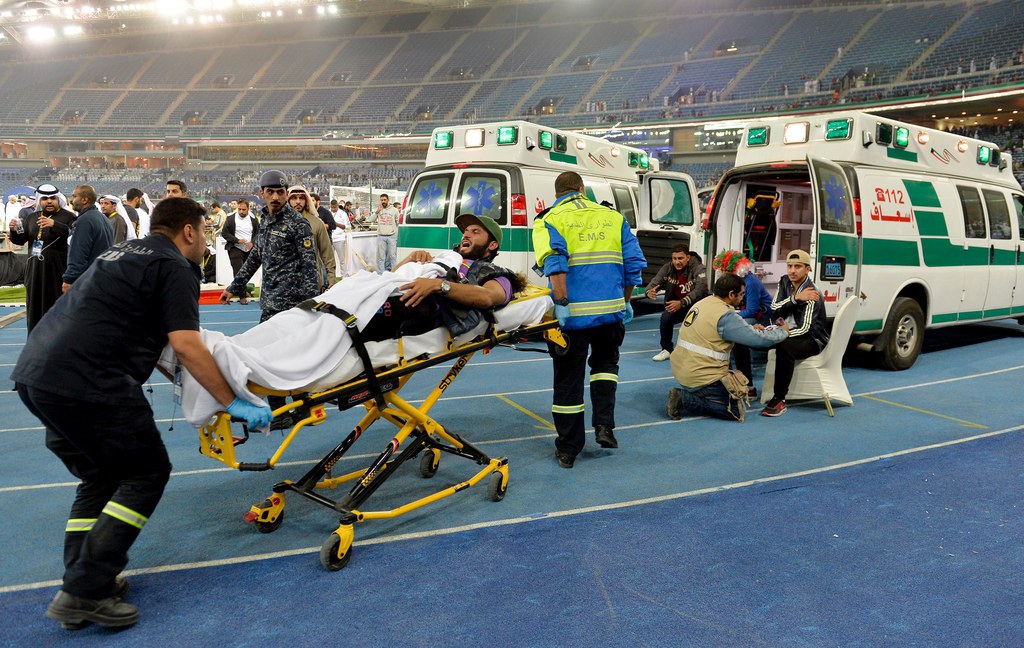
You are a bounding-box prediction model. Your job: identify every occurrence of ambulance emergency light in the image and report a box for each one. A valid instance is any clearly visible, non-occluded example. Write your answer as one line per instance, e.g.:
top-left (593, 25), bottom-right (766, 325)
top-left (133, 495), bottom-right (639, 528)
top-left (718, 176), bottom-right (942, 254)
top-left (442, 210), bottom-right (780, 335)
top-left (782, 122), bottom-right (808, 144)
top-left (538, 130), bottom-right (553, 149)
top-left (977, 146), bottom-right (991, 164)
top-left (894, 127), bottom-right (910, 148)
top-left (746, 126), bottom-right (769, 147)
top-left (875, 122), bottom-right (893, 146)
top-left (465, 128), bottom-right (485, 148)
top-left (554, 134), bottom-right (567, 153)
top-left (434, 130), bottom-right (453, 149)
top-left (825, 118), bottom-right (852, 140)
top-left (496, 125), bottom-right (518, 145)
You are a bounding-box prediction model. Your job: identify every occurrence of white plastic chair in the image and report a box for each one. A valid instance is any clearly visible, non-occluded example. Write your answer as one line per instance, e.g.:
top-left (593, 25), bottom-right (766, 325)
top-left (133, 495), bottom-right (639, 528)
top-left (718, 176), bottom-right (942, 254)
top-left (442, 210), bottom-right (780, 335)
top-left (760, 294), bottom-right (864, 416)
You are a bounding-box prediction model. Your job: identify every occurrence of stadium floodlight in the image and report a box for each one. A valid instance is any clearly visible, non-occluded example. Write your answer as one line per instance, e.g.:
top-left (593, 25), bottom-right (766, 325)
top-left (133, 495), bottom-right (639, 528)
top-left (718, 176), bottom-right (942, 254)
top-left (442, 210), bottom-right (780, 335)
top-left (63, 25), bottom-right (84, 36)
top-left (26, 26), bottom-right (57, 43)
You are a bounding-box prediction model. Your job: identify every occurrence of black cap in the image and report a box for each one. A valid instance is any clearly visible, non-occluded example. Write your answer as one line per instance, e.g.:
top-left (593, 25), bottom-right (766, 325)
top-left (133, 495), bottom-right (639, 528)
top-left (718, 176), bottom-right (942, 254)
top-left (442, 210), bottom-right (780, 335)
top-left (259, 169), bottom-right (288, 189)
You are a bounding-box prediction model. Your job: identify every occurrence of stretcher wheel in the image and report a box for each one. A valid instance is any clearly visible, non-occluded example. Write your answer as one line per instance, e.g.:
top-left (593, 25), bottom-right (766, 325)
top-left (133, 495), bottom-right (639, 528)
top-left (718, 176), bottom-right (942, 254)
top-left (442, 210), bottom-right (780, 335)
top-left (320, 528), bottom-right (354, 571)
top-left (254, 511), bottom-right (284, 534)
top-left (419, 449), bottom-right (440, 478)
top-left (487, 471), bottom-right (507, 502)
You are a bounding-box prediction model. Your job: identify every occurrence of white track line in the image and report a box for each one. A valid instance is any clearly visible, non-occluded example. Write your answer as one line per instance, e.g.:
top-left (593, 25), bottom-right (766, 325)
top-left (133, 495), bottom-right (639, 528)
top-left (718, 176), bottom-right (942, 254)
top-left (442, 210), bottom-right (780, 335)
top-left (2, 422), bottom-right (1021, 594)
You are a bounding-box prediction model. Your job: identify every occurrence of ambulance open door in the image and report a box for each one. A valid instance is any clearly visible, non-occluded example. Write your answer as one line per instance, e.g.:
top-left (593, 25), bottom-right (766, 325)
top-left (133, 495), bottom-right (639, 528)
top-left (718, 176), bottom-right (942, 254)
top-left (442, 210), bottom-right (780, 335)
top-left (807, 156), bottom-right (860, 317)
top-left (637, 171), bottom-right (704, 287)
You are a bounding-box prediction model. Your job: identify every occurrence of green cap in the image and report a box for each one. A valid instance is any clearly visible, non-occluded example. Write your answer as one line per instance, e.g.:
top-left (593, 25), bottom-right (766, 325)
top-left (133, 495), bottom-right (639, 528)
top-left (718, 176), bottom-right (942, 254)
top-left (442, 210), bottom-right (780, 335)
top-left (455, 213), bottom-right (502, 248)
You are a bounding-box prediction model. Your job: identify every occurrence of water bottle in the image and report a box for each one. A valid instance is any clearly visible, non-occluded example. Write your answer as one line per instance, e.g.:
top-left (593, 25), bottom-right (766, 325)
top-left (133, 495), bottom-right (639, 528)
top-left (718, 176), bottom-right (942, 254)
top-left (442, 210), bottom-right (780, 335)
top-left (30, 239), bottom-right (43, 258)
top-left (13, 218), bottom-right (24, 234)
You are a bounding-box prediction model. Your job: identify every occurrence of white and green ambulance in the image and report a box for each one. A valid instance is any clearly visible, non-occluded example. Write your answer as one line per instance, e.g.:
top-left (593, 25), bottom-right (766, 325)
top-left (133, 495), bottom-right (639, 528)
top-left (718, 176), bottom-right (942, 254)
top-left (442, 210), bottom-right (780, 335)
top-left (701, 111), bottom-right (1023, 369)
top-left (398, 121), bottom-right (702, 291)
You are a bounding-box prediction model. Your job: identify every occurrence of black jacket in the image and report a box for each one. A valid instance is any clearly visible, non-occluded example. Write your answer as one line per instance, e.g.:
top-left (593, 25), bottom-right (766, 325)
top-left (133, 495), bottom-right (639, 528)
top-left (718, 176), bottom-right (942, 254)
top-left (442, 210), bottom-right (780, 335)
top-left (770, 276), bottom-right (830, 350)
top-left (221, 212), bottom-right (260, 248)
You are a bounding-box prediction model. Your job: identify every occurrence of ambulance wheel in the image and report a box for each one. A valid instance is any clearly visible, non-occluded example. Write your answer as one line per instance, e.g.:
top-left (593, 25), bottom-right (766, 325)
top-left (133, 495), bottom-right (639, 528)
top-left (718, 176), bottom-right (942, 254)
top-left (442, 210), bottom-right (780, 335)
top-left (419, 449), bottom-right (440, 478)
top-left (487, 472), bottom-right (507, 502)
top-left (319, 532), bottom-right (352, 571)
top-left (254, 511), bottom-right (283, 534)
top-left (881, 297), bottom-right (924, 371)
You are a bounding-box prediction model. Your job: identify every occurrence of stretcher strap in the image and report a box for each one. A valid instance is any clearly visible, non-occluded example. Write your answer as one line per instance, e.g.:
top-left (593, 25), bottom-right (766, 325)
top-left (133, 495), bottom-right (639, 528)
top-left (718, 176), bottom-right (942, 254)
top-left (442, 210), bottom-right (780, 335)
top-left (297, 298), bottom-right (387, 409)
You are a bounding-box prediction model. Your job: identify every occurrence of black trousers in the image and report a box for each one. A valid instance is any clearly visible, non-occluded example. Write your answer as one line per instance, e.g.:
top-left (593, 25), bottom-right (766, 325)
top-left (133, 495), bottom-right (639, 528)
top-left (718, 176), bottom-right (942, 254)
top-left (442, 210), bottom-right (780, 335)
top-left (770, 335), bottom-right (822, 400)
top-left (227, 248), bottom-right (250, 296)
top-left (17, 384), bottom-right (171, 599)
top-left (548, 322), bottom-right (625, 457)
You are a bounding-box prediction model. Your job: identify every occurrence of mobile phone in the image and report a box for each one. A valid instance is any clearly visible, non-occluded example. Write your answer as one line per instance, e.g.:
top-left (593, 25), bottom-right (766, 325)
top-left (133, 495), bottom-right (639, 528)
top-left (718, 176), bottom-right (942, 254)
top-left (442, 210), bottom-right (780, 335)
top-left (775, 317), bottom-right (785, 326)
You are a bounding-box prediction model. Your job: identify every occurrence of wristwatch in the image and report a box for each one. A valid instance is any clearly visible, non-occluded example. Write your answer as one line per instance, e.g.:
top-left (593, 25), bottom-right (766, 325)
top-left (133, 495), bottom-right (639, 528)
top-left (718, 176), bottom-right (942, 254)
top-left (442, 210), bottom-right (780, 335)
top-left (439, 279), bottom-right (452, 296)
top-left (554, 297), bottom-right (570, 306)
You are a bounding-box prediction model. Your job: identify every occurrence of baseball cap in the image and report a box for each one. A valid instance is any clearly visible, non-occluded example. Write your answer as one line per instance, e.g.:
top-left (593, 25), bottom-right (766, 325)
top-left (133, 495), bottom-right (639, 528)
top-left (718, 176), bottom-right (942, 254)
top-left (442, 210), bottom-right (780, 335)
top-left (786, 249), bottom-right (812, 267)
top-left (455, 213), bottom-right (502, 247)
top-left (259, 169), bottom-right (288, 189)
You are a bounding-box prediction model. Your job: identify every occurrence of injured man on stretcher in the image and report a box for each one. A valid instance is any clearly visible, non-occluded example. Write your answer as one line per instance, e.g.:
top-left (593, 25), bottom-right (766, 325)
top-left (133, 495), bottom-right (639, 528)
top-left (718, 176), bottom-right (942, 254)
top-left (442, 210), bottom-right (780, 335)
top-left (163, 214), bottom-right (550, 427)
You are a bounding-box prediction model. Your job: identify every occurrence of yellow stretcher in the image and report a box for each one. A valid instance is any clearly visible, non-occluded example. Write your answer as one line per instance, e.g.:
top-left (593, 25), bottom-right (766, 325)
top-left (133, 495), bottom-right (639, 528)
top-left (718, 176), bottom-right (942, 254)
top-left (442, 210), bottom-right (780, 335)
top-left (197, 288), bottom-right (566, 570)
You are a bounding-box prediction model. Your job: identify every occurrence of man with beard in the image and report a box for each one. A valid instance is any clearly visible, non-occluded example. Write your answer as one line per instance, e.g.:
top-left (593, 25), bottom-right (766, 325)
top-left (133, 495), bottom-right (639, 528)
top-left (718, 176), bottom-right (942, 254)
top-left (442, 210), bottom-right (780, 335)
top-left (63, 185), bottom-right (114, 293)
top-left (368, 214), bottom-right (523, 341)
top-left (8, 184), bottom-right (77, 332)
top-left (218, 170), bottom-right (320, 431)
top-left (287, 185), bottom-right (336, 291)
top-left (124, 189), bottom-right (149, 237)
top-left (98, 195), bottom-right (134, 244)
top-left (219, 198), bottom-right (259, 303)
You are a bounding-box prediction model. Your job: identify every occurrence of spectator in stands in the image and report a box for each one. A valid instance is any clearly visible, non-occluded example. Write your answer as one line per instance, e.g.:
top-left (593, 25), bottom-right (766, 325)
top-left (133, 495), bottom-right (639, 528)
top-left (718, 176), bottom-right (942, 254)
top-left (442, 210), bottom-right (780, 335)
top-left (62, 185), bottom-right (114, 293)
top-left (370, 193), bottom-right (400, 272)
top-left (99, 195), bottom-right (133, 244)
top-left (310, 193), bottom-right (336, 237)
top-left (165, 180), bottom-right (187, 198)
top-left (220, 198), bottom-right (258, 303)
top-left (645, 244), bottom-right (708, 361)
top-left (287, 185), bottom-right (336, 290)
top-left (8, 184), bottom-right (76, 333)
top-left (124, 188), bottom-right (149, 237)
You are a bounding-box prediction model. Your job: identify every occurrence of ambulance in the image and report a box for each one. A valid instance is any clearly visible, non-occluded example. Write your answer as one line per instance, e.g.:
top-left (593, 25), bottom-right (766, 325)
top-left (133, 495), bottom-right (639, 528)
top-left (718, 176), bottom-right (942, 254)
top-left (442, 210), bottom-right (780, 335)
top-left (398, 121), bottom-right (702, 290)
top-left (701, 111), bottom-right (1024, 369)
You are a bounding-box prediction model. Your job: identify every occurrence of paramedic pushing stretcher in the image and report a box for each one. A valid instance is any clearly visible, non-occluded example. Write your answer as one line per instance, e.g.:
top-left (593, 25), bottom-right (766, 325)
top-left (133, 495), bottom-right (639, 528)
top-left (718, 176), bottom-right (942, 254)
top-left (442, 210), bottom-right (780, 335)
top-left (12, 198), bottom-right (273, 630)
top-left (362, 213), bottom-right (523, 340)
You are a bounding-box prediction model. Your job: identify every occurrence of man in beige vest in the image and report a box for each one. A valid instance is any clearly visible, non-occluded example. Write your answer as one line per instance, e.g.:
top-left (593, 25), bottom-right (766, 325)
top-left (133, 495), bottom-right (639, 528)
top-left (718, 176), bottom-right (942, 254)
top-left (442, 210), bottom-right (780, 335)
top-left (667, 273), bottom-right (789, 421)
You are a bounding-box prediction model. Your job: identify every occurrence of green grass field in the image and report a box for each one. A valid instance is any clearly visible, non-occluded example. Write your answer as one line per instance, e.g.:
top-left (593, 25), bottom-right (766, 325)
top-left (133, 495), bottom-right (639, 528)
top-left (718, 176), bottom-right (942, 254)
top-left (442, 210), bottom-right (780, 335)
top-left (0, 287), bottom-right (26, 304)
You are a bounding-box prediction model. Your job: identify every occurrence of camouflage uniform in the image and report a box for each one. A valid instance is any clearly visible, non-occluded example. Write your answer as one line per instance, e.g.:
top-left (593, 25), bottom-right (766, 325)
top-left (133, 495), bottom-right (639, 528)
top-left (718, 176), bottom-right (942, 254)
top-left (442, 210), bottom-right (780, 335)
top-left (227, 203), bottom-right (319, 322)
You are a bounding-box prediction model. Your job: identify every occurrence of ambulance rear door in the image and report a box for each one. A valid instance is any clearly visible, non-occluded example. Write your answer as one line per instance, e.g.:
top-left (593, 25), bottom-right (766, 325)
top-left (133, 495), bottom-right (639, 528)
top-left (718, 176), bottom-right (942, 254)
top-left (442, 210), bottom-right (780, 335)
top-left (807, 156), bottom-right (860, 313)
top-left (636, 171), bottom-right (703, 287)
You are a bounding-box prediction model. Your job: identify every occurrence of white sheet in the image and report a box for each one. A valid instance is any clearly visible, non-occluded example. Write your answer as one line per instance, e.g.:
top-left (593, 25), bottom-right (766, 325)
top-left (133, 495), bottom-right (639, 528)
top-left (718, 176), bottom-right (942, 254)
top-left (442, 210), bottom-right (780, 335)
top-left (162, 251), bottom-right (552, 427)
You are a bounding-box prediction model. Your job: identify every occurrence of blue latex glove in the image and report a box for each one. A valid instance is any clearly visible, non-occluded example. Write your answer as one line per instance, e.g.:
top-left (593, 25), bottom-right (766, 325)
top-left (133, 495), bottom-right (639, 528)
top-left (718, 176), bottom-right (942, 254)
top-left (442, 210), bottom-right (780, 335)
top-left (622, 302), bottom-right (634, 325)
top-left (226, 397), bottom-right (274, 429)
top-left (554, 303), bottom-right (570, 327)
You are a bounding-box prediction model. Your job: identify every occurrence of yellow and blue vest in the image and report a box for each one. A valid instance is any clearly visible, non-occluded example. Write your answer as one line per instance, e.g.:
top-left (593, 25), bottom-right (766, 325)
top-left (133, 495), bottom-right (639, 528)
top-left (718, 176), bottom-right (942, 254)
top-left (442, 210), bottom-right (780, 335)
top-left (532, 192), bottom-right (646, 330)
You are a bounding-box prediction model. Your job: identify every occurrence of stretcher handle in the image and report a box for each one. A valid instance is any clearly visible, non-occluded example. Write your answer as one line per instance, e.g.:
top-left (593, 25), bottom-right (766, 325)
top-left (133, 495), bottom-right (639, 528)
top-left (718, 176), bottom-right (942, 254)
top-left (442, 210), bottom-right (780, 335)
top-left (237, 461), bottom-right (273, 472)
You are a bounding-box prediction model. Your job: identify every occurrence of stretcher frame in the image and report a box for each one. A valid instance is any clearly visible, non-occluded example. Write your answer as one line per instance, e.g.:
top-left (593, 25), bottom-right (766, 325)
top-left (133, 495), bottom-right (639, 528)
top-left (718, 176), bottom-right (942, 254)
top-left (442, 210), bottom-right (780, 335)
top-left (197, 299), bottom-right (565, 570)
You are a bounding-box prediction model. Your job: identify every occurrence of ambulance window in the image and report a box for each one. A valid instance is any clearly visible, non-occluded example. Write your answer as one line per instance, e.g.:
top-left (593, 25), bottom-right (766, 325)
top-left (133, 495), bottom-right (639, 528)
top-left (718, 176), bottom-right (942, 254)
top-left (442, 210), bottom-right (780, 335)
top-left (811, 161), bottom-right (855, 234)
top-left (957, 186), bottom-right (987, 238)
top-left (611, 184), bottom-right (636, 228)
top-left (456, 173), bottom-right (507, 224)
top-left (407, 174), bottom-right (453, 224)
top-left (982, 189), bottom-right (1012, 240)
top-left (649, 178), bottom-right (694, 225)
top-left (1013, 194), bottom-right (1024, 240)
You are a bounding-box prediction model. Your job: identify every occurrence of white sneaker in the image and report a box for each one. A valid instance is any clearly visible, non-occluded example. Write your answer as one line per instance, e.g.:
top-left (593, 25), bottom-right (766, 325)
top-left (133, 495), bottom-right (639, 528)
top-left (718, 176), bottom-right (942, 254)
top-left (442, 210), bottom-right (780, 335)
top-left (652, 349), bottom-right (671, 361)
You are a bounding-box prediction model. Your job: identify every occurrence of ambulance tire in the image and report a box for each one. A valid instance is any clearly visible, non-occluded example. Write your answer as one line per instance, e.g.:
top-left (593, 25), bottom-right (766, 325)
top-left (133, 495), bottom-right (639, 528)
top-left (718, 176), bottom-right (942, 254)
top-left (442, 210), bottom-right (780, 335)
top-left (881, 297), bottom-right (924, 371)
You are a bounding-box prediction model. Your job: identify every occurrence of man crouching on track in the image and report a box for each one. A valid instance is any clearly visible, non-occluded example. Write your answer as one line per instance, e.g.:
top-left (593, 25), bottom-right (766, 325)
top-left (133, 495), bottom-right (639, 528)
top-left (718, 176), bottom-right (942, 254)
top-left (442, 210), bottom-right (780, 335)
top-left (667, 273), bottom-right (789, 422)
top-left (361, 213), bottom-right (525, 340)
top-left (11, 197), bottom-right (273, 630)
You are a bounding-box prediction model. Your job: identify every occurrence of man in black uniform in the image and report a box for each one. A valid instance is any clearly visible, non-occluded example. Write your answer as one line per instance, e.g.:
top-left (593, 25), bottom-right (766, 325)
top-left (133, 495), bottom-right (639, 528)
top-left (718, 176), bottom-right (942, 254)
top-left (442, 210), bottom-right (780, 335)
top-left (219, 170), bottom-right (321, 430)
top-left (12, 197), bottom-right (273, 630)
top-left (7, 184), bottom-right (76, 333)
top-left (218, 170), bottom-right (320, 322)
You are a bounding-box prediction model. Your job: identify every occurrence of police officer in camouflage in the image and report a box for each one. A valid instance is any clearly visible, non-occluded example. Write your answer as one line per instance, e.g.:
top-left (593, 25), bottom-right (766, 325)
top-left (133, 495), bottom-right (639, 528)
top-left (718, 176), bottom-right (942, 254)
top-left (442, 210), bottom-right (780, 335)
top-left (219, 169), bottom-right (320, 322)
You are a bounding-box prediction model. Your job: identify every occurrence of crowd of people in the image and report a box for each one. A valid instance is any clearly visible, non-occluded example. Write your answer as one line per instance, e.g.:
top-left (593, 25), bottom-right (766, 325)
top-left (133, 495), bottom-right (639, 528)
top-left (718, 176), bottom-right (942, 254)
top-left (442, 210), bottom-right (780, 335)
top-left (5, 165), bottom-right (834, 630)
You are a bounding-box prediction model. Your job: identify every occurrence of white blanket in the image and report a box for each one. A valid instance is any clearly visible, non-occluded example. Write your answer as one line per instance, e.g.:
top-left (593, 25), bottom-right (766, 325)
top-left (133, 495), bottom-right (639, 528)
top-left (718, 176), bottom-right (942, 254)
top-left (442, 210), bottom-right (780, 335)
top-left (162, 251), bottom-right (552, 426)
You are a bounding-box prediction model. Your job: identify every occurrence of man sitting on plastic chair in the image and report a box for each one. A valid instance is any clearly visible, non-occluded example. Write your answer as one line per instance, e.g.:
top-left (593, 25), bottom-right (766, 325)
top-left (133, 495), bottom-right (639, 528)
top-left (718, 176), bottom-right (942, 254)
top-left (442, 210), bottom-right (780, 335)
top-left (761, 249), bottom-right (830, 417)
